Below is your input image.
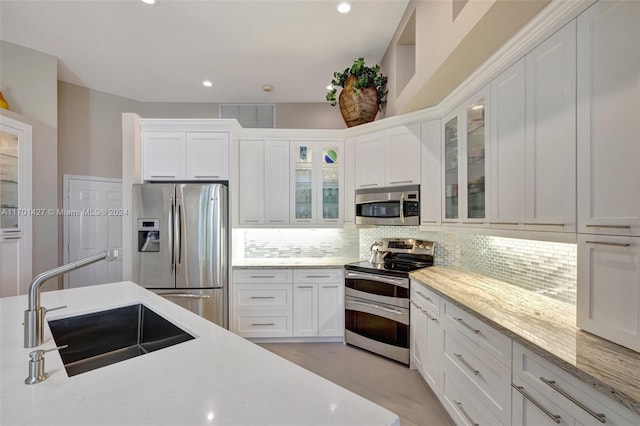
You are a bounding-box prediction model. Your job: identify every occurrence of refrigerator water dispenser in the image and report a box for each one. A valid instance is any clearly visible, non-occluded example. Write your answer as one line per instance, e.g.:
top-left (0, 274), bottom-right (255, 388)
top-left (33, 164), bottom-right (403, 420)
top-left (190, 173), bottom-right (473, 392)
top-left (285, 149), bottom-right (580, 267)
top-left (138, 219), bottom-right (160, 252)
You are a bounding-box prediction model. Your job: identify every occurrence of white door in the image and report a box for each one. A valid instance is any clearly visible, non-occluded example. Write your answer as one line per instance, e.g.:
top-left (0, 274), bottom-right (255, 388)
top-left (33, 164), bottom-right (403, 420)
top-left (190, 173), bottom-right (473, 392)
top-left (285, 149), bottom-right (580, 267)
top-left (65, 177), bottom-right (122, 288)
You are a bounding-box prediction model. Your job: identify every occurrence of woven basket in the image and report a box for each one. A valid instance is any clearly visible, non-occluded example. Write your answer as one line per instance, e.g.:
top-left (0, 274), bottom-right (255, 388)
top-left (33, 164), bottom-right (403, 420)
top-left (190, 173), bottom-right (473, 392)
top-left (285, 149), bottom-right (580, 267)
top-left (338, 76), bottom-right (379, 128)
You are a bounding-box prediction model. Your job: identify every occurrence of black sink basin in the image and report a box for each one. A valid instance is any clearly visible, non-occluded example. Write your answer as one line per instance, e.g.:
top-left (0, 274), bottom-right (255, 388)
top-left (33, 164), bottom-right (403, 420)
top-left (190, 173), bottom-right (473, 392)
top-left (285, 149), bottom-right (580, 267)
top-left (48, 304), bottom-right (194, 376)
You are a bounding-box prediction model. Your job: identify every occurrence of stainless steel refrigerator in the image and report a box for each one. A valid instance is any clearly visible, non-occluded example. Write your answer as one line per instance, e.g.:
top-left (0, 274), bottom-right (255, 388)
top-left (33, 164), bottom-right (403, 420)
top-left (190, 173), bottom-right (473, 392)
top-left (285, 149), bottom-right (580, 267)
top-left (132, 183), bottom-right (228, 328)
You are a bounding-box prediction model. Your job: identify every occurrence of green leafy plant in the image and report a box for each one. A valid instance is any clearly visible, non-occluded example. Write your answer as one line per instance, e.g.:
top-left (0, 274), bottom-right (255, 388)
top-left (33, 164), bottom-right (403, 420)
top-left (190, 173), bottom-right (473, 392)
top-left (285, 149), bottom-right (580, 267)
top-left (326, 57), bottom-right (388, 107)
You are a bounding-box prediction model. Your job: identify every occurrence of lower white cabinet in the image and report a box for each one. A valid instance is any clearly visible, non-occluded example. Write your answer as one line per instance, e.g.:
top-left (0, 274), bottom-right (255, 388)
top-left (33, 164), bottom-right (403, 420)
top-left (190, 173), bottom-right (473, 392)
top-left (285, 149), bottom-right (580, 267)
top-left (0, 234), bottom-right (23, 297)
top-left (512, 342), bottom-right (640, 426)
top-left (577, 234), bottom-right (640, 351)
top-left (293, 269), bottom-right (344, 338)
top-left (410, 280), bottom-right (442, 395)
top-left (232, 268), bottom-right (343, 339)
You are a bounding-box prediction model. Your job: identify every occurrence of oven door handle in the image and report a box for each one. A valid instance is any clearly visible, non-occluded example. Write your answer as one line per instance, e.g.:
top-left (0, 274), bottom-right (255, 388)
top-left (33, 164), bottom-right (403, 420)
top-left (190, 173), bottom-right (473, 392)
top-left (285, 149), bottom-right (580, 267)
top-left (344, 271), bottom-right (409, 288)
top-left (347, 299), bottom-right (406, 316)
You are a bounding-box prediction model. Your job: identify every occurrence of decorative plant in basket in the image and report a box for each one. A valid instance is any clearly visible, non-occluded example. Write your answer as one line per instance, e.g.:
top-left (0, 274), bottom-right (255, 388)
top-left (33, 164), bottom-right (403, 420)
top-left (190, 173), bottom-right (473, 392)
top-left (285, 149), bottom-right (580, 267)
top-left (326, 57), bottom-right (388, 128)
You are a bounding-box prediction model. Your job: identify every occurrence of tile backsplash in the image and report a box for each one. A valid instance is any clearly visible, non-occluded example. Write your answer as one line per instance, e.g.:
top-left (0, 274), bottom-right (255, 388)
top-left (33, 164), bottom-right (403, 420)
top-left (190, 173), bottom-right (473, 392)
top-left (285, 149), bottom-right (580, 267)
top-left (359, 227), bottom-right (577, 305)
top-left (233, 226), bottom-right (577, 305)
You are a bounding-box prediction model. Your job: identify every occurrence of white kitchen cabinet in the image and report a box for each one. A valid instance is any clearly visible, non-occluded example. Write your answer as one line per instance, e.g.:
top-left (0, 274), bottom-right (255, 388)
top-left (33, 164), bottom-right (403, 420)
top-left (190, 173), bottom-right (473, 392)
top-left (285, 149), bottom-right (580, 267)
top-left (577, 234), bottom-right (640, 351)
top-left (420, 120), bottom-right (442, 226)
top-left (293, 269), bottom-right (344, 338)
top-left (410, 280), bottom-right (442, 395)
top-left (355, 124), bottom-right (421, 189)
top-left (290, 140), bottom-right (344, 225)
top-left (442, 87), bottom-right (490, 225)
top-left (232, 269), bottom-right (294, 338)
top-left (0, 114), bottom-right (32, 297)
top-left (513, 342), bottom-right (640, 426)
top-left (237, 139), bottom-right (289, 226)
top-left (142, 131), bottom-right (229, 181)
top-left (577, 0), bottom-right (640, 236)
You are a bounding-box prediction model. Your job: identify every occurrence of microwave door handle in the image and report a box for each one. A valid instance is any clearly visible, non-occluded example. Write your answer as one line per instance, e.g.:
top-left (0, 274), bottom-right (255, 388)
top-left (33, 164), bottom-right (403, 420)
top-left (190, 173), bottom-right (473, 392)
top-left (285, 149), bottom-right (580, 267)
top-left (400, 193), bottom-right (405, 224)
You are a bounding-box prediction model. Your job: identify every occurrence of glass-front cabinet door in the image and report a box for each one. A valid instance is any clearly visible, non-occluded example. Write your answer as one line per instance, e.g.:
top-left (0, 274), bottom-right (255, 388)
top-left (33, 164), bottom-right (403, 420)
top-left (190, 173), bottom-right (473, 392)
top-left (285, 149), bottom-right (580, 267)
top-left (290, 140), bottom-right (344, 225)
top-left (0, 129), bottom-right (19, 229)
top-left (442, 87), bottom-right (489, 224)
top-left (443, 112), bottom-right (460, 221)
top-left (464, 92), bottom-right (488, 221)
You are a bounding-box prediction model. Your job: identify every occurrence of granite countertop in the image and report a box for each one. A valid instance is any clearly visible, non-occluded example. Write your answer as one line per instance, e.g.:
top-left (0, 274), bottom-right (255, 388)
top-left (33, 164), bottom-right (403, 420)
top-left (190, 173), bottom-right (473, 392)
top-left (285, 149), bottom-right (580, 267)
top-left (0, 282), bottom-right (399, 426)
top-left (410, 266), bottom-right (640, 416)
top-left (232, 257), bottom-right (360, 269)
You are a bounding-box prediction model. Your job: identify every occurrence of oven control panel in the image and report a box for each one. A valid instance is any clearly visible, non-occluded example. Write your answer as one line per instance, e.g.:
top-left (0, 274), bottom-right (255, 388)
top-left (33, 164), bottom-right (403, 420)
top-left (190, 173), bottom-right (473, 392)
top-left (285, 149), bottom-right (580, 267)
top-left (380, 238), bottom-right (434, 255)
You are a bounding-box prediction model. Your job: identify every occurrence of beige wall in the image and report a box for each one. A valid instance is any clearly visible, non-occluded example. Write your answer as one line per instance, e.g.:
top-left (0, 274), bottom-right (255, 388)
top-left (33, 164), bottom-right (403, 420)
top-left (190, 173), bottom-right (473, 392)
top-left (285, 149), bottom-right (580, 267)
top-left (0, 41), bottom-right (58, 128)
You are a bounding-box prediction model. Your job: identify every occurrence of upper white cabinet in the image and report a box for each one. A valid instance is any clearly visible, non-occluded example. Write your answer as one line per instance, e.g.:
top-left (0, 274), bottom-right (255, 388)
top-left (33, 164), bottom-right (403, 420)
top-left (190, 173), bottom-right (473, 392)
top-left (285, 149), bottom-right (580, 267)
top-left (577, 0), bottom-right (640, 236)
top-left (238, 139), bottom-right (289, 226)
top-left (143, 131), bottom-right (229, 181)
top-left (420, 120), bottom-right (442, 226)
top-left (443, 87), bottom-right (490, 225)
top-left (490, 22), bottom-right (577, 232)
top-left (0, 114), bottom-right (32, 297)
top-left (290, 140), bottom-right (344, 225)
top-left (355, 124), bottom-right (421, 189)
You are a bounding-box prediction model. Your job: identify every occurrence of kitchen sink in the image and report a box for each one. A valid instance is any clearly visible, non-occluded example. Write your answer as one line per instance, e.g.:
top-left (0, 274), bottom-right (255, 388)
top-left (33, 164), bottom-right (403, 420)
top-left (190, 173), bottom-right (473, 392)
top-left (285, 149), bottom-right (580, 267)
top-left (48, 304), bottom-right (194, 376)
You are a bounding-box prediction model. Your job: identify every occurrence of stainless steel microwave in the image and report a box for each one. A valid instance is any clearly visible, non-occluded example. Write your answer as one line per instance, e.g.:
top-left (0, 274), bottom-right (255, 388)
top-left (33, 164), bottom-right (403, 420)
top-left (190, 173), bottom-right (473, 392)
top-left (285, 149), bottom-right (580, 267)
top-left (355, 185), bottom-right (420, 226)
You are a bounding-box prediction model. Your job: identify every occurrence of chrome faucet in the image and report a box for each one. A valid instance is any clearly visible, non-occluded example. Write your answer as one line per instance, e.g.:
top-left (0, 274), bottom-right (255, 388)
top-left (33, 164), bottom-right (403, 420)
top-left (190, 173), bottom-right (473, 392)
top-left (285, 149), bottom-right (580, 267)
top-left (24, 248), bottom-right (121, 348)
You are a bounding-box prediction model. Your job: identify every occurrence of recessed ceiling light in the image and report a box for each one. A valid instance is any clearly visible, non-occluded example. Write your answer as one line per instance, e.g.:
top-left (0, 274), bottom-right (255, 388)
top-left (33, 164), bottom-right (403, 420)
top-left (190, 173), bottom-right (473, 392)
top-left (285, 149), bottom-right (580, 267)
top-left (202, 80), bottom-right (213, 87)
top-left (141, 0), bottom-right (157, 5)
top-left (336, 1), bottom-right (352, 14)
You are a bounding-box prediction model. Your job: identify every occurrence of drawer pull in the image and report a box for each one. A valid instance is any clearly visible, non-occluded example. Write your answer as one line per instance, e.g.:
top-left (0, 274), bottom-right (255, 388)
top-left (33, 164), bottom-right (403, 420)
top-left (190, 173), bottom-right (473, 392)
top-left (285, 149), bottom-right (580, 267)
top-left (585, 241), bottom-right (630, 248)
top-left (322, 285), bottom-right (339, 288)
top-left (250, 275), bottom-right (276, 278)
top-left (359, 183), bottom-right (378, 187)
top-left (491, 221), bottom-right (519, 225)
top-left (193, 175), bottom-right (220, 178)
top-left (251, 323), bottom-right (275, 326)
top-left (585, 224), bottom-right (630, 229)
top-left (453, 401), bottom-right (478, 426)
top-left (524, 222), bottom-right (565, 226)
top-left (389, 180), bottom-right (413, 185)
top-left (415, 290), bottom-right (433, 302)
top-left (454, 317), bottom-right (480, 334)
top-left (243, 220), bottom-right (260, 223)
top-left (2, 236), bottom-right (21, 240)
top-left (268, 220), bottom-right (285, 223)
top-left (249, 296), bottom-right (275, 299)
top-left (512, 384), bottom-right (561, 424)
top-left (421, 220), bottom-right (439, 224)
top-left (539, 377), bottom-right (606, 423)
top-left (150, 175), bottom-right (177, 179)
top-left (454, 353), bottom-right (479, 376)
top-left (297, 285), bottom-right (313, 289)
top-left (305, 275), bottom-right (331, 278)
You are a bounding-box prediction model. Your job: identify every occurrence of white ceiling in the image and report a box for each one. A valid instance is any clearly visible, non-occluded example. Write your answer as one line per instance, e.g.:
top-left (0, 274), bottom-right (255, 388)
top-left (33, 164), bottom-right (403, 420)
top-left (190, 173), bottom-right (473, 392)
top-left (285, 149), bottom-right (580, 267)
top-left (0, 0), bottom-right (410, 103)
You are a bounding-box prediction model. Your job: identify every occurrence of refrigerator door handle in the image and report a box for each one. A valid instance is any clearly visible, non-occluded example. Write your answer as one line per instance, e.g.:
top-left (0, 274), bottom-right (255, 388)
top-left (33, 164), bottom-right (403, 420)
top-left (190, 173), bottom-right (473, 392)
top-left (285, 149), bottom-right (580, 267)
top-left (177, 196), bottom-right (184, 268)
top-left (169, 196), bottom-right (175, 275)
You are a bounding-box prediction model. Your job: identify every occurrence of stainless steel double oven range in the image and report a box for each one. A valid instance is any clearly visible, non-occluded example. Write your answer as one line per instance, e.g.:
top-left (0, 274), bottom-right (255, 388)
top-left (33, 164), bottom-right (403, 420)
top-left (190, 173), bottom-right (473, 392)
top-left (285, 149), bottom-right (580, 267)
top-left (344, 238), bottom-right (434, 365)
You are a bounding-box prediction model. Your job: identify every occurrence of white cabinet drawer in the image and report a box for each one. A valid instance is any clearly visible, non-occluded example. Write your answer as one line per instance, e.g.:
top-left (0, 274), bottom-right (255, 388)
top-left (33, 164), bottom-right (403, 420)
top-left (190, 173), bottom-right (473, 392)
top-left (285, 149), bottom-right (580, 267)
top-left (511, 377), bottom-right (577, 426)
top-left (443, 327), bottom-right (511, 425)
top-left (293, 269), bottom-right (343, 283)
top-left (443, 301), bottom-right (512, 367)
top-left (233, 269), bottom-right (293, 284)
top-left (234, 284), bottom-right (292, 310)
top-left (442, 365), bottom-right (504, 426)
top-left (234, 311), bottom-right (293, 338)
top-left (411, 280), bottom-right (440, 315)
top-left (513, 342), bottom-right (640, 425)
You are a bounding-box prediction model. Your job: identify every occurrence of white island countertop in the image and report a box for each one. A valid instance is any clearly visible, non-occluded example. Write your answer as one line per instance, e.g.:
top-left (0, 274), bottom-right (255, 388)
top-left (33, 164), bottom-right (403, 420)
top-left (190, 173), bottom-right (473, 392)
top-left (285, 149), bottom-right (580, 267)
top-left (0, 282), bottom-right (399, 426)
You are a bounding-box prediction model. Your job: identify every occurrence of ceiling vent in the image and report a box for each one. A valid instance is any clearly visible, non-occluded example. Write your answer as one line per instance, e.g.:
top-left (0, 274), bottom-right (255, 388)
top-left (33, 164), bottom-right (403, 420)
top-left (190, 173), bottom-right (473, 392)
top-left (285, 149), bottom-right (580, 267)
top-left (220, 104), bottom-right (275, 128)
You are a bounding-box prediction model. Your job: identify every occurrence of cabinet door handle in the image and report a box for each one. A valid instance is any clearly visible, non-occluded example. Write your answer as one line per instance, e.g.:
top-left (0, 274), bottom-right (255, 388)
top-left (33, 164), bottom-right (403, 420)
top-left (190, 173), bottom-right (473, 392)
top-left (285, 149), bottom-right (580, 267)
top-left (389, 180), bottom-right (413, 185)
top-left (462, 221), bottom-right (486, 224)
top-left (421, 220), bottom-right (439, 224)
top-left (539, 377), bottom-right (606, 423)
top-left (2, 236), bottom-right (21, 240)
top-left (305, 275), bottom-right (330, 278)
top-left (243, 220), bottom-right (260, 223)
top-left (250, 275), bottom-right (275, 278)
top-left (415, 290), bottom-right (432, 302)
top-left (491, 221), bottom-right (519, 225)
top-left (453, 401), bottom-right (478, 426)
top-left (268, 220), bottom-right (285, 223)
top-left (585, 224), bottom-right (630, 229)
top-left (193, 175), bottom-right (219, 178)
top-left (296, 285), bottom-right (313, 289)
top-left (149, 175), bottom-right (177, 179)
top-left (524, 222), bottom-right (565, 226)
top-left (322, 285), bottom-right (339, 288)
top-left (512, 384), bottom-right (561, 424)
top-left (296, 220), bottom-right (312, 223)
top-left (585, 241), bottom-right (630, 248)
top-left (454, 317), bottom-right (480, 334)
top-left (251, 323), bottom-right (275, 326)
top-left (359, 183), bottom-right (378, 187)
top-left (249, 296), bottom-right (275, 299)
top-left (454, 353), bottom-right (479, 375)
top-left (2, 229), bottom-right (21, 233)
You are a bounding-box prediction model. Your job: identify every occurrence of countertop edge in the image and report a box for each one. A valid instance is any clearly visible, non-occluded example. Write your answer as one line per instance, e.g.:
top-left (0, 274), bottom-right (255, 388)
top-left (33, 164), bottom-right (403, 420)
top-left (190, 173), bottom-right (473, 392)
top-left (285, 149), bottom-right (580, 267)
top-left (410, 270), bottom-right (640, 417)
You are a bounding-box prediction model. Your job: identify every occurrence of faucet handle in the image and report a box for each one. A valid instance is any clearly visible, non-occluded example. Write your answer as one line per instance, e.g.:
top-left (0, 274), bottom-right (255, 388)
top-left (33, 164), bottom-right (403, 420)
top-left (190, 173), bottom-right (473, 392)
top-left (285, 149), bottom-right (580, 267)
top-left (25, 345), bottom-right (68, 385)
